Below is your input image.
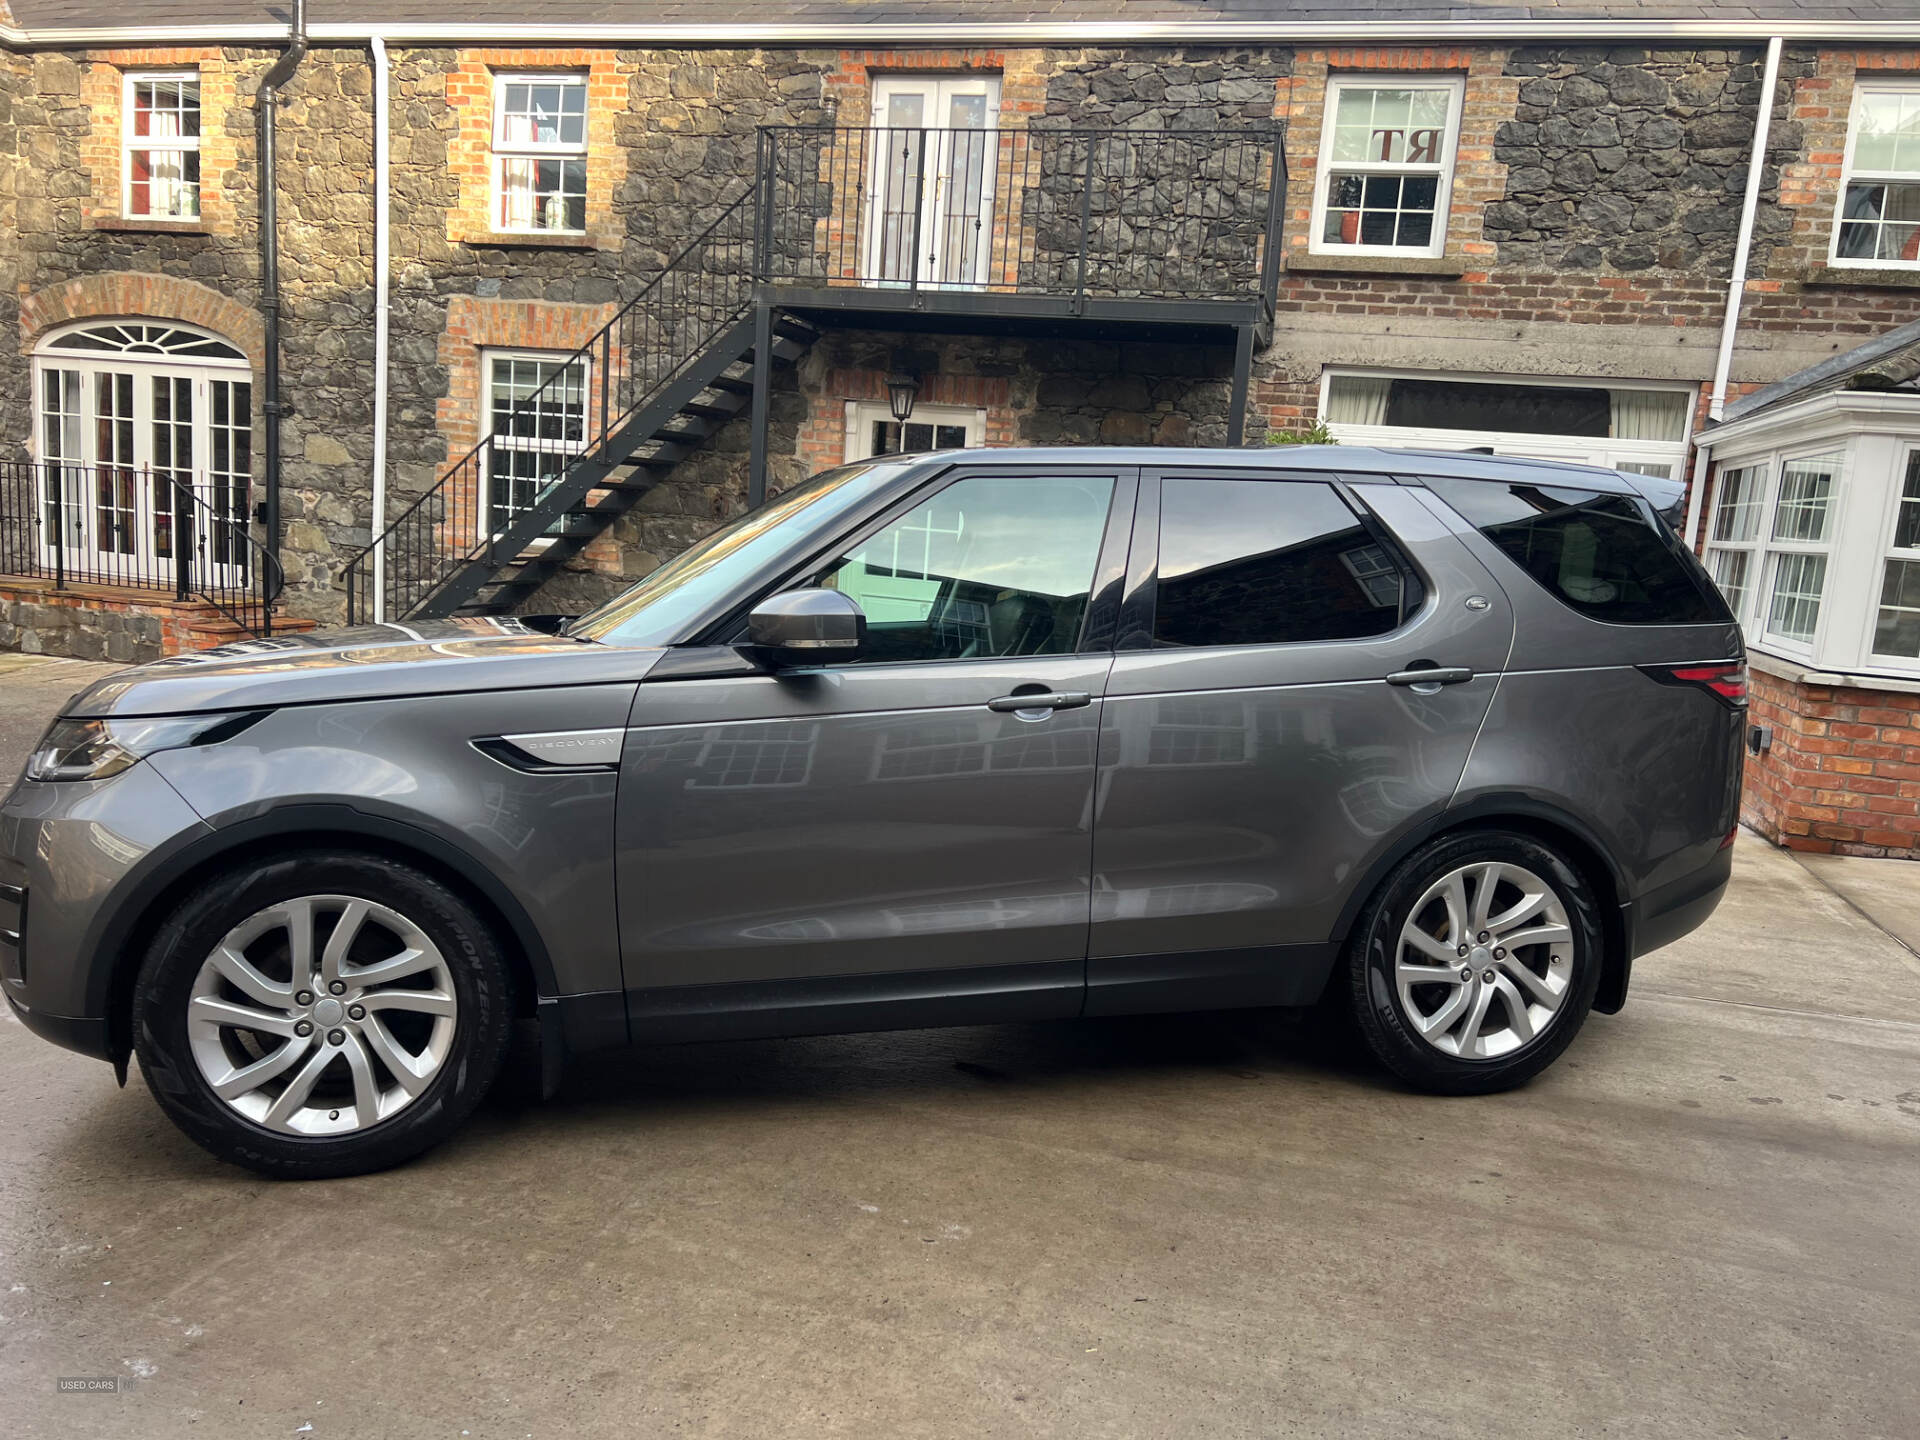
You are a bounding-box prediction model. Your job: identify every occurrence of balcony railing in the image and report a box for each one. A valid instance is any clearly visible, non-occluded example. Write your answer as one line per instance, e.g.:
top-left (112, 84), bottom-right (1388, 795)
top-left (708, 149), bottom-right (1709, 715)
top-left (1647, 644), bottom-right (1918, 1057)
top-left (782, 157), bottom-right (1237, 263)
top-left (756, 124), bottom-right (1286, 310)
top-left (0, 458), bottom-right (283, 637)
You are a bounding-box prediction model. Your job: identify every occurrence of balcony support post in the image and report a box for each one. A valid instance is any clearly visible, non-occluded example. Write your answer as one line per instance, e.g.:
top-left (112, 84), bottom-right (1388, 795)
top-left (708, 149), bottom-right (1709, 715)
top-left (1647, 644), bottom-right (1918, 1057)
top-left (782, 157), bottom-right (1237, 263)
top-left (748, 295), bottom-right (773, 511)
top-left (1227, 324), bottom-right (1255, 448)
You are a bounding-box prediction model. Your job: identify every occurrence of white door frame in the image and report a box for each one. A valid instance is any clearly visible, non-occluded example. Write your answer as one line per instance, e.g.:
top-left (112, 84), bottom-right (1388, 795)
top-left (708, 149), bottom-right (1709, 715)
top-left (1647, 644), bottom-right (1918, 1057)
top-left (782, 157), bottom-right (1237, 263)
top-left (31, 329), bottom-right (253, 585)
top-left (844, 399), bottom-right (987, 462)
top-left (866, 75), bottom-right (1001, 288)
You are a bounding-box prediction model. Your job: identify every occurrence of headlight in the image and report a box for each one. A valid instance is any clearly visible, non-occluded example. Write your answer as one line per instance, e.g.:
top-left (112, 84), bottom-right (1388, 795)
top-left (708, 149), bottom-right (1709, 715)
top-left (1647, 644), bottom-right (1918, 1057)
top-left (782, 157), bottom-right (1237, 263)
top-left (25, 713), bottom-right (262, 783)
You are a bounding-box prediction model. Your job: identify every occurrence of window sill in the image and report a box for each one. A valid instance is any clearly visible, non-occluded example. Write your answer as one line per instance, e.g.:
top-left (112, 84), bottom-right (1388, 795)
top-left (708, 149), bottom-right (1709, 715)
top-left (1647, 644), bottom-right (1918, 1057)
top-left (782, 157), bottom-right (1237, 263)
top-left (462, 231), bottom-right (605, 252)
top-left (1748, 647), bottom-right (1920, 697)
top-left (1802, 263), bottom-right (1920, 291)
top-left (89, 216), bottom-right (212, 235)
top-left (1286, 251), bottom-right (1468, 279)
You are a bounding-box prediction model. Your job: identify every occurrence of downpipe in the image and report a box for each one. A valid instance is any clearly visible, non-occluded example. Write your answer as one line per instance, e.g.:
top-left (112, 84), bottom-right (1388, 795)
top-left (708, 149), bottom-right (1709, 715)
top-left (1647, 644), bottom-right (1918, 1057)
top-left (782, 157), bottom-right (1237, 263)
top-left (1689, 35), bottom-right (1783, 549)
top-left (371, 36), bottom-right (392, 623)
top-left (253, 0), bottom-right (309, 574)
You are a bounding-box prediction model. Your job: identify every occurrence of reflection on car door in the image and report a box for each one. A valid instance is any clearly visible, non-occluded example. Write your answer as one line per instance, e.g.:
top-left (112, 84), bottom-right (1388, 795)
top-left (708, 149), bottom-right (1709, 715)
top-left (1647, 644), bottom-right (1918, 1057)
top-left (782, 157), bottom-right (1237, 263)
top-left (1088, 471), bottom-right (1515, 1014)
top-left (616, 467), bottom-right (1133, 1038)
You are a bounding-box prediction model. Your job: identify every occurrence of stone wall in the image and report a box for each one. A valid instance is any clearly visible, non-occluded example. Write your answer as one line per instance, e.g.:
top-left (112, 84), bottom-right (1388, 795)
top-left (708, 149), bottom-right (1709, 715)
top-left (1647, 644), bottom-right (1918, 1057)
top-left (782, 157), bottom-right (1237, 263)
top-left (1488, 44), bottom-right (1805, 276)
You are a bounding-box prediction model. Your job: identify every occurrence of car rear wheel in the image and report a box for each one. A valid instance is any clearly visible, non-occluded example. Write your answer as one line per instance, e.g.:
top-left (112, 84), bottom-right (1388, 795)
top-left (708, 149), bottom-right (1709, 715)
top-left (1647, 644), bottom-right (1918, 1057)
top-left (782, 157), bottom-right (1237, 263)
top-left (1346, 830), bottom-right (1603, 1094)
top-left (133, 851), bottom-right (514, 1179)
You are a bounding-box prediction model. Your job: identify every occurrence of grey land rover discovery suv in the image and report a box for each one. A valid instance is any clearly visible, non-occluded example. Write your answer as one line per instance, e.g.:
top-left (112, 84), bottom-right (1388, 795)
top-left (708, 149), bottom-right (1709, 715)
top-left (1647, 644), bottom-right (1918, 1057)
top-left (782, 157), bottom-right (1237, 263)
top-left (2, 447), bottom-right (1745, 1177)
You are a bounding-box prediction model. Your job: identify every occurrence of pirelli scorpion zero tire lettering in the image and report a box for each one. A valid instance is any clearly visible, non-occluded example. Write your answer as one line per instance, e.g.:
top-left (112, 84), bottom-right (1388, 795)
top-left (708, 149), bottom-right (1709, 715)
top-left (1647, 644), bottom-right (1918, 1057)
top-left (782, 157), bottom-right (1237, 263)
top-left (132, 850), bottom-right (514, 1179)
top-left (1346, 830), bottom-right (1604, 1096)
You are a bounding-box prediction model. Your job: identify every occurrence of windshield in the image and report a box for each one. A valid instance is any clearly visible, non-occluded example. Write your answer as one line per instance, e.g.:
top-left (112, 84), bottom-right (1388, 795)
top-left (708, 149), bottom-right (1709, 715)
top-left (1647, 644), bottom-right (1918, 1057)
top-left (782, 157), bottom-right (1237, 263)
top-left (567, 464), bottom-right (895, 647)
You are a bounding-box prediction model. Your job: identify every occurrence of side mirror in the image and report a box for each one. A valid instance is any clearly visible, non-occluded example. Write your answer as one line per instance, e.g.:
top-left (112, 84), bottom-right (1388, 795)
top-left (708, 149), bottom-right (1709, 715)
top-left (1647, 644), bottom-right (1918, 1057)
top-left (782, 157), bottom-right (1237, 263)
top-left (744, 588), bottom-right (867, 670)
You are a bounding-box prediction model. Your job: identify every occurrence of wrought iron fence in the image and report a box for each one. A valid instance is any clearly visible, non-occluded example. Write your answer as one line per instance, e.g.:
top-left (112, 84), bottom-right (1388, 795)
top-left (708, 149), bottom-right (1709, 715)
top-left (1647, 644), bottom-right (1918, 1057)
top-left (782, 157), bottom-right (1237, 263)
top-left (345, 187), bottom-right (760, 624)
top-left (0, 457), bottom-right (282, 638)
top-left (756, 125), bottom-right (1286, 308)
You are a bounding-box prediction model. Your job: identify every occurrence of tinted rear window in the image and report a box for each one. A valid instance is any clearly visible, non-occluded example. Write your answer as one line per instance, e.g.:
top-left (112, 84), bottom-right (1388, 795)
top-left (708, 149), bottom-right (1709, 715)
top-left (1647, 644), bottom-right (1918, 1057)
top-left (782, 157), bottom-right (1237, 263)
top-left (1155, 479), bottom-right (1417, 647)
top-left (1426, 477), bottom-right (1726, 626)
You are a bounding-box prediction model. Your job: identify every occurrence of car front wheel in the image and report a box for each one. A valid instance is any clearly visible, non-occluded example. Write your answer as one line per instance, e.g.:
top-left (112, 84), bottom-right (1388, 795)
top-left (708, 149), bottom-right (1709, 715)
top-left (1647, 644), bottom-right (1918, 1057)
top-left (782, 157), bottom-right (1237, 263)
top-left (1346, 830), bottom-right (1604, 1094)
top-left (132, 850), bottom-right (514, 1179)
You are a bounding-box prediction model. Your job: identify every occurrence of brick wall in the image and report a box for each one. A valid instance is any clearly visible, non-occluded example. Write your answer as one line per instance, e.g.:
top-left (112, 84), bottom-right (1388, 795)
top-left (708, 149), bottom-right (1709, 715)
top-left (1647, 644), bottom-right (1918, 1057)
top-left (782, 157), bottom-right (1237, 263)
top-left (443, 49), bottom-right (629, 252)
top-left (1744, 665), bottom-right (1920, 859)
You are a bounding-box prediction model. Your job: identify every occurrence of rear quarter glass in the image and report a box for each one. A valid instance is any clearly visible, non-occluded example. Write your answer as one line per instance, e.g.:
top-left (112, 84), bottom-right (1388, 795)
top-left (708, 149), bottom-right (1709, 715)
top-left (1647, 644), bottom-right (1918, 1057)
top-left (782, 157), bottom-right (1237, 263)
top-left (1423, 476), bottom-right (1732, 627)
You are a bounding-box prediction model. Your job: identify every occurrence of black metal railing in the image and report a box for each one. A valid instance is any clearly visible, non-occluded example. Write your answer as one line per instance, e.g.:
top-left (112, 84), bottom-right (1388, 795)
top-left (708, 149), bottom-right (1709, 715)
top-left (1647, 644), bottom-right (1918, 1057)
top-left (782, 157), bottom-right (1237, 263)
top-left (345, 188), bottom-right (760, 623)
top-left (343, 122), bottom-right (1286, 624)
top-left (1, 458), bottom-right (283, 638)
top-left (756, 125), bottom-right (1285, 310)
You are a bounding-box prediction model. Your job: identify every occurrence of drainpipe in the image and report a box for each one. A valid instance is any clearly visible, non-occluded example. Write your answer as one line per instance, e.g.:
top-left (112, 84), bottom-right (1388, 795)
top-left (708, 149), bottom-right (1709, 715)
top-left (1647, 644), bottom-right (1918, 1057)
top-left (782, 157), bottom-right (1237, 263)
top-left (370, 36), bottom-right (391, 622)
top-left (1689, 34), bottom-right (1783, 548)
top-left (254, 0), bottom-right (309, 565)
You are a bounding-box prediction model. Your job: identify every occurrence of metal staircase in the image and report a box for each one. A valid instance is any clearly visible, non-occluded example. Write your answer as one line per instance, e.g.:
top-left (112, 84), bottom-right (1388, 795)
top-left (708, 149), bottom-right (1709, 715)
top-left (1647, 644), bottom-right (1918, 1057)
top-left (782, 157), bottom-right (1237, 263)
top-left (343, 189), bottom-right (816, 623)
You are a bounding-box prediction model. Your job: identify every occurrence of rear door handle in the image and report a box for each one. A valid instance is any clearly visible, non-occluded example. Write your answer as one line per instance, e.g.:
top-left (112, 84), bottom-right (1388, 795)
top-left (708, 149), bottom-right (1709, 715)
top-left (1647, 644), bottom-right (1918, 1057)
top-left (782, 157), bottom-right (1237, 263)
top-left (1385, 666), bottom-right (1474, 689)
top-left (988, 691), bottom-right (1092, 713)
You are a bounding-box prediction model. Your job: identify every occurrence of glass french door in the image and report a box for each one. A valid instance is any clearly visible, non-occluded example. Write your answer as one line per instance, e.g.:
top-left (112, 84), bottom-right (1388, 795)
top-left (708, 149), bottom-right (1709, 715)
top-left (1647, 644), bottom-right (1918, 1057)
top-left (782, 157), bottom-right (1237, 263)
top-left (34, 359), bottom-right (253, 586)
top-left (866, 76), bottom-right (1000, 287)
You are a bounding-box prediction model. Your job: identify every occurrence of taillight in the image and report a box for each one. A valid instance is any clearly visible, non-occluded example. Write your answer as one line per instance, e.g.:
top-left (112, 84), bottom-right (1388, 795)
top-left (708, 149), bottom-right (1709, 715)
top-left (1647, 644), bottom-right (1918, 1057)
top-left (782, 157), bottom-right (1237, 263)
top-left (1640, 660), bottom-right (1747, 708)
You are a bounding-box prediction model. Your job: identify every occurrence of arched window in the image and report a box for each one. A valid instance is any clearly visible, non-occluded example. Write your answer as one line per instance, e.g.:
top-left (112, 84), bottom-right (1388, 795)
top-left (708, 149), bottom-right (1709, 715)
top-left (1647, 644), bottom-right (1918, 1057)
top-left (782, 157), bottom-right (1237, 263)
top-left (32, 321), bottom-right (252, 583)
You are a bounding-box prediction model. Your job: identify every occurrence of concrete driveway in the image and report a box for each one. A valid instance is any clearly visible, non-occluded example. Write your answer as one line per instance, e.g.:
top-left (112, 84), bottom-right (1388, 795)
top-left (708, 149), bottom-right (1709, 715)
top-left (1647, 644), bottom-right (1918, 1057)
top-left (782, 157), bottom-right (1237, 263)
top-left (1, 656), bottom-right (1916, 1439)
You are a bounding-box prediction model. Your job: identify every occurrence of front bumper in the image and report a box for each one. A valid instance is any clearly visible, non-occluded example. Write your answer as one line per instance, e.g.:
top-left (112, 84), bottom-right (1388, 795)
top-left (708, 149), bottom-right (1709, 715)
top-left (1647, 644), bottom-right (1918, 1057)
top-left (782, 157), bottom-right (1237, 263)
top-left (4, 992), bottom-right (112, 1060)
top-left (0, 762), bottom-right (212, 1063)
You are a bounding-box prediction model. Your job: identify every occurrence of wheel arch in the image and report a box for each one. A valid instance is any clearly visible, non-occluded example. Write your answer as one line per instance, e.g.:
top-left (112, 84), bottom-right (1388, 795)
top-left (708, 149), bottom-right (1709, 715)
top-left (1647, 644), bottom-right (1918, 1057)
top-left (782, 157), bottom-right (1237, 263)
top-left (1328, 796), bottom-right (1631, 1014)
top-left (95, 805), bottom-right (557, 1068)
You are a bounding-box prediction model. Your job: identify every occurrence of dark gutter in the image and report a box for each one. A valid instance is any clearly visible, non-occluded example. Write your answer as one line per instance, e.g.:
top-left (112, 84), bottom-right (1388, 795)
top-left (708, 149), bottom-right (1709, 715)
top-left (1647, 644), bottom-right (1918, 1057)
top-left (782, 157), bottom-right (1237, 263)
top-left (253, 0), bottom-right (309, 569)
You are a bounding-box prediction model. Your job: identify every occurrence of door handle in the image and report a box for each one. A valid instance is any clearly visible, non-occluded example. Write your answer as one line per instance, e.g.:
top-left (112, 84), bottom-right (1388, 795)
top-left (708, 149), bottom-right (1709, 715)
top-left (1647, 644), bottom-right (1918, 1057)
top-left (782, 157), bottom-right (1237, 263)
top-left (1385, 666), bottom-right (1474, 689)
top-left (987, 691), bottom-right (1092, 713)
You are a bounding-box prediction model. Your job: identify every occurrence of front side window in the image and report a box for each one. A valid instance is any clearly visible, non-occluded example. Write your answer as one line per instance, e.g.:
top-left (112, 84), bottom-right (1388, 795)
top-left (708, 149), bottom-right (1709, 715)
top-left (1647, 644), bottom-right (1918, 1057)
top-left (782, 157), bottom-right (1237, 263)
top-left (1312, 78), bottom-right (1462, 257)
top-left (1154, 479), bottom-right (1414, 648)
top-left (1834, 83), bottom-right (1920, 266)
top-left (483, 353), bottom-right (588, 536)
top-left (1428, 477), bottom-right (1725, 626)
top-left (124, 73), bottom-right (201, 220)
top-left (1872, 450), bottom-right (1920, 661)
top-left (820, 473), bottom-right (1116, 662)
top-left (493, 75), bottom-right (587, 233)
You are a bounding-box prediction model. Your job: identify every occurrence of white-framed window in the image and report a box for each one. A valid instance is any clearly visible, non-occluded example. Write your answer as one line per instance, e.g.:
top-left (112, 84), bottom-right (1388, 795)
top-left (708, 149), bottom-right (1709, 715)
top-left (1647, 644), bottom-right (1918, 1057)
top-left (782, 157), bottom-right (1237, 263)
top-left (1319, 368), bottom-right (1694, 478)
top-left (1709, 405), bottom-right (1920, 681)
top-left (1703, 460), bottom-right (1768, 620)
top-left (123, 72), bottom-right (202, 220)
top-left (842, 400), bottom-right (985, 462)
top-left (482, 350), bottom-right (590, 538)
top-left (1871, 448), bottom-right (1920, 662)
top-left (492, 74), bottom-right (588, 234)
top-left (1309, 76), bottom-right (1464, 258)
top-left (1832, 80), bottom-right (1920, 268)
top-left (1758, 451), bottom-right (1844, 653)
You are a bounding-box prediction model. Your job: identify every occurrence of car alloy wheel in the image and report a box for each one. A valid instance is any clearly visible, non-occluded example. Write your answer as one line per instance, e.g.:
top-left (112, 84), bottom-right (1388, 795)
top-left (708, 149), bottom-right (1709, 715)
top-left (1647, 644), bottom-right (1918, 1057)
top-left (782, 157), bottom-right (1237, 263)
top-left (1393, 861), bottom-right (1573, 1060)
top-left (185, 894), bottom-right (460, 1136)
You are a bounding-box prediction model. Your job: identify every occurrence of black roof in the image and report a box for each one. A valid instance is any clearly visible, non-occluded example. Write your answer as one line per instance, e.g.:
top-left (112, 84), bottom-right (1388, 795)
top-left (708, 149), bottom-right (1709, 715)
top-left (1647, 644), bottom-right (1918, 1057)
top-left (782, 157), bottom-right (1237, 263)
top-left (5, 0), bottom-right (1914, 36)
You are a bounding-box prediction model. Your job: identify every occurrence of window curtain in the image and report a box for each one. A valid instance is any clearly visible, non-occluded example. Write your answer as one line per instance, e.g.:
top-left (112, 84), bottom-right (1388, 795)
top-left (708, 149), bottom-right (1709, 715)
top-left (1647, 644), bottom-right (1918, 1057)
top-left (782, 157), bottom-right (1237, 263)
top-left (501, 112), bottom-right (535, 228)
top-left (1609, 389), bottom-right (1688, 443)
top-left (147, 101), bottom-right (185, 217)
top-left (1324, 375), bottom-right (1392, 426)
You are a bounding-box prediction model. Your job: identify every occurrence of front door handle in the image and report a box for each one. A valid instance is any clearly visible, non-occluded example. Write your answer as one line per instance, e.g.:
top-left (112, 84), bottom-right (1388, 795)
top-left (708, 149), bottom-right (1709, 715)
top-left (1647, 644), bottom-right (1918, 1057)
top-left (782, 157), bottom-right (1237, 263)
top-left (1385, 666), bottom-right (1475, 689)
top-left (987, 691), bottom-right (1092, 713)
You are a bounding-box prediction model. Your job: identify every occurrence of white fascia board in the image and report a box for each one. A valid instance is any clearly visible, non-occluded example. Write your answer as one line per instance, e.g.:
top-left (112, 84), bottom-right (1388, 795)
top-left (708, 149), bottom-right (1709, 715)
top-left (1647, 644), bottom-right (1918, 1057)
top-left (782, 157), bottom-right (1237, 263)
top-left (6, 19), bottom-right (1920, 49)
top-left (1702, 389), bottom-right (1920, 454)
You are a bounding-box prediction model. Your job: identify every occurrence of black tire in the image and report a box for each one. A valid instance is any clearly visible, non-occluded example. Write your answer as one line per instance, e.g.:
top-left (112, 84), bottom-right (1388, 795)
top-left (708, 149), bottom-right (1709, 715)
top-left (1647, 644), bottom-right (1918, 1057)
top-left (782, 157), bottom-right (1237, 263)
top-left (132, 850), bottom-right (515, 1179)
top-left (1346, 829), bottom-right (1604, 1095)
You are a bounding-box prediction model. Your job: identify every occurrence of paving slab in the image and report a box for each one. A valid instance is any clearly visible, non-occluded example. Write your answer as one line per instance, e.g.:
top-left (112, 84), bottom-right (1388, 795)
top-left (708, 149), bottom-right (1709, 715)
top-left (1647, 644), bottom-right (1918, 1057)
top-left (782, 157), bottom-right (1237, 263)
top-left (1793, 849), bottom-right (1920, 959)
